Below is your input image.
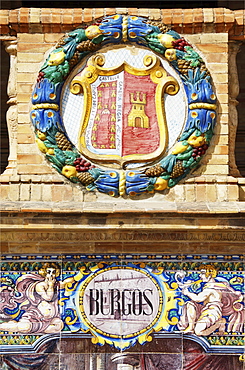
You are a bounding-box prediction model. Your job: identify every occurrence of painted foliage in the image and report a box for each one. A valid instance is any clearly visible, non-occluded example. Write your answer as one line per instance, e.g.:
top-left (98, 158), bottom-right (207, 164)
top-left (1, 254), bottom-right (244, 356)
top-left (31, 15), bottom-right (217, 197)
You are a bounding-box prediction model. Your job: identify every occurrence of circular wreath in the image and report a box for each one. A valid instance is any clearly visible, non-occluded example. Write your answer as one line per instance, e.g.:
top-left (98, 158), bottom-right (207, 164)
top-left (31, 15), bottom-right (217, 197)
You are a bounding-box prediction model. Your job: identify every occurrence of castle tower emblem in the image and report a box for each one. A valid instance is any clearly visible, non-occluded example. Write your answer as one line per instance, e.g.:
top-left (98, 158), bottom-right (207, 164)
top-left (128, 92), bottom-right (149, 128)
top-left (70, 53), bottom-right (179, 167)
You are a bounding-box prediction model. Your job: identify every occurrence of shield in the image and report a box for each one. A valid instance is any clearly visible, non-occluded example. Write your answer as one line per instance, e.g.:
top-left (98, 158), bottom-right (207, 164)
top-left (70, 53), bottom-right (179, 168)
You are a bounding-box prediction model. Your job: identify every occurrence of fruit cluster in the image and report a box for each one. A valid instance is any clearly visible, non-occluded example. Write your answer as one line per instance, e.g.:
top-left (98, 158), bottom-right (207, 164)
top-left (172, 38), bottom-right (191, 51)
top-left (74, 158), bottom-right (95, 172)
top-left (37, 72), bottom-right (45, 83)
top-left (192, 144), bottom-right (209, 159)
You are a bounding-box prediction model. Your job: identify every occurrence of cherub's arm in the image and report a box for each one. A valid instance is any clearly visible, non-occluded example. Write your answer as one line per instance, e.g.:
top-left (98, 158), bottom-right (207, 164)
top-left (36, 281), bottom-right (55, 301)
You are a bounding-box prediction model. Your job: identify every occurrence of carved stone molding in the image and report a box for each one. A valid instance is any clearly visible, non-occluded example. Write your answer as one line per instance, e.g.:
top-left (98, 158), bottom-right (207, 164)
top-left (2, 39), bottom-right (17, 175)
top-left (228, 40), bottom-right (242, 177)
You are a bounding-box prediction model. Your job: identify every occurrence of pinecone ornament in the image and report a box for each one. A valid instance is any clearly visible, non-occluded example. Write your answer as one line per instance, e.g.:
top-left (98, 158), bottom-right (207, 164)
top-left (77, 172), bottom-right (94, 186)
top-left (55, 132), bottom-right (73, 151)
top-left (56, 37), bottom-right (66, 49)
top-left (145, 164), bottom-right (165, 177)
top-left (146, 20), bottom-right (169, 33)
top-left (171, 161), bottom-right (184, 178)
top-left (76, 40), bottom-right (98, 52)
top-left (200, 63), bottom-right (210, 77)
top-left (69, 51), bottom-right (80, 69)
top-left (177, 59), bottom-right (195, 75)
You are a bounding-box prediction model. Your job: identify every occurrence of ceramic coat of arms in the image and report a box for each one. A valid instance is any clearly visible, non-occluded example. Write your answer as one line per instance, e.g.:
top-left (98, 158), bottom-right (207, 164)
top-left (31, 15), bottom-right (217, 196)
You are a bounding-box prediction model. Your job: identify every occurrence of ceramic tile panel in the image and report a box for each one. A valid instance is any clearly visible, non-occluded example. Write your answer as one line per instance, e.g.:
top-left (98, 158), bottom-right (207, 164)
top-left (1, 253), bottom-right (244, 369)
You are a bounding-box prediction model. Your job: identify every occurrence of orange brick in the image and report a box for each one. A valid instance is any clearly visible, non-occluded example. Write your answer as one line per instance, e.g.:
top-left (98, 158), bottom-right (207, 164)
top-left (9, 9), bottom-right (19, 24)
top-left (73, 9), bottom-right (83, 25)
top-left (62, 8), bottom-right (73, 24)
top-left (213, 145), bottom-right (229, 155)
top-left (17, 133), bottom-right (35, 144)
top-left (52, 24), bottom-right (62, 33)
top-left (206, 183), bottom-right (217, 202)
top-left (51, 9), bottom-right (62, 24)
top-left (193, 8), bottom-right (204, 23)
top-left (17, 103), bottom-right (30, 112)
top-left (227, 184), bottom-right (239, 201)
top-left (44, 33), bottom-right (64, 43)
top-left (18, 43), bottom-right (49, 53)
top-left (19, 8), bottom-right (29, 23)
top-left (172, 9), bottom-right (183, 25)
top-left (149, 9), bottom-right (161, 21)
top-left (203, 8), bottom-right (214, 24)
top-left (18, 112), bottom-right (32, 123)
top-left (41, 8), bottom-right (52, 24)
top-left (95, 8), bottom-right (104, 20)
top-left (215, 84), bottom-right (228, 94)
top-left (138, 9), bottom-right (149, 18)
top-left (17, 154), bottom-right (43, 164)
top-left (0, 25), bottom-right (9, 34)
top-left (18, 62), bottom-right (41, 73)
top-left (18, 164), bottom-right (54, 175)
top-left (196, 184), bottom-right (206, 201)
top-left (17, 93), bottom-right (31, 103)
top-left (172, 9), bottom-right (182, 33)
top-left (183, 9), bottom-right (193, 24)
top-left (224, 9), bottom-right (235, 25)
top-left (214, 8), bottom-right (224, 24)
top-left (208, 63), bottom-right (228, 74)
top-left (18, 52), bottom-right (44, 63)
top-left (105, 8), bottom-right (116, 16)
top-left (29, 8), bottom-right (41, 24)
top-left (161, 9), bottom-right (172, 26)
top-left (205, 53), bottom-right (227, 63)
top-left (196, 43), bottom-right (228, 53)
top-left (43, 24), bottom-right (52, 33)
top-left (234, 9), bottom-right (244, 25)
top-left (128, 8), bottom-right (138, 16)
top-left (17, 124), bottom-right (33, 134)
top-left (51, 184), bottom-right (73, 202)
top-left (18, 33), bottom-right (44, 43)
top-left (83, 8), bottom-right (93, 23)
top-left (0, 10), bottom-right (9, 24)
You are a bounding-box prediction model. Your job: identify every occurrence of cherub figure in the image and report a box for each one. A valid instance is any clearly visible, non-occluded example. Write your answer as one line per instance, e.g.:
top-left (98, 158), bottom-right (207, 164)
top-left (177, 265), bottom-right (244, 336)
top-left (0, 263), bottom-right (63, 334)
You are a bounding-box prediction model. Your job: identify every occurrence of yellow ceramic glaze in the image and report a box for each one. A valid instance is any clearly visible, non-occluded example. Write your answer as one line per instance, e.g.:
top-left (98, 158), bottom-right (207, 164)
top-left (37, 130), bottom-right (47, 141)
top-left (165, 49), bottom-right (177, 61)
top-left (48, 50), bottom-right (66, 66)
top-left (171, 141), bottom-right (189, 155)
top-left (154, 177), bottom-right (168, 191)
top-left (187, 133), bottom-right (206, 147)
top-left (85, 25), bottom-right (102, 40)
top-left (62, 165), bottom-right (78, 178)
top-left (158, 34), bottom-right (175, 48)
top-left (35, 137), bottom-right (48, 153)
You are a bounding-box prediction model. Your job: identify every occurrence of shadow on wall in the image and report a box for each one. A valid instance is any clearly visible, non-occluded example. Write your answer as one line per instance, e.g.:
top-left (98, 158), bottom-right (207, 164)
top-left (236, 42), bottom-right (245, 176)
top-left (0, 42), bottom-right (9, 174)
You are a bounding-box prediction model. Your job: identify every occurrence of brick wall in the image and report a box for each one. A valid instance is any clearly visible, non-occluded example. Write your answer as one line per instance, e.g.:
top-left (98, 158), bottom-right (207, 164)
top-left (0, 7), bottom-right (245, 204)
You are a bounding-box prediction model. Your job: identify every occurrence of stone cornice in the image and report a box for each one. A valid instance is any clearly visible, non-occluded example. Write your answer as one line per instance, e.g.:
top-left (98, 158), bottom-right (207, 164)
top-left (0, 8), bottom-right (244, 40)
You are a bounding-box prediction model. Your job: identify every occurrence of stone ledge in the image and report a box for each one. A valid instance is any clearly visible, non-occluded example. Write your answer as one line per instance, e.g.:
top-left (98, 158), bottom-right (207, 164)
top-left (1, 201), bottom-right (245, 214)
top-left (0, 8), bottom-right (244, 40)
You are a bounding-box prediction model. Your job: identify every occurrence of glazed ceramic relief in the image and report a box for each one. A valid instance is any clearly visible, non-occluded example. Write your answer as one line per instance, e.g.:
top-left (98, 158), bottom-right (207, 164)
top-left (31, 15), bottom-right (217, 196)
top-left (1, 254), bottom-right (244, 359)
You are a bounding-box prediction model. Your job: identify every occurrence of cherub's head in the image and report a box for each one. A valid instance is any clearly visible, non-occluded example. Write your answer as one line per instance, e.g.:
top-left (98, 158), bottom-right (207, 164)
top-left (39, 262), bottom-right (60, 278)
top-left (200, 264), bottom-right (217, 281)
